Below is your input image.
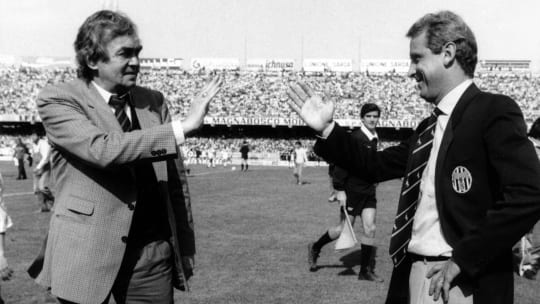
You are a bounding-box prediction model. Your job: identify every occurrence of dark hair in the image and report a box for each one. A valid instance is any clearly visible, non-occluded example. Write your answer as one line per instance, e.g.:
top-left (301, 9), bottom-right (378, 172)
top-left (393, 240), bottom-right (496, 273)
top-left (74, 10), bottom-right (138, 81)
top-left (406, 11), bottom-right (477, 78)
top-left (529, 118), bottom-right (540, 139)
top-left (360, 103), bottom-right (381, 118)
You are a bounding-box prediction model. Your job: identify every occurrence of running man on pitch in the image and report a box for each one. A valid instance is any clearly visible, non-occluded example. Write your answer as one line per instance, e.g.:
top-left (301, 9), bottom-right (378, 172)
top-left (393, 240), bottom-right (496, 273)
top-left (308, 103), bottom-right (383, 282)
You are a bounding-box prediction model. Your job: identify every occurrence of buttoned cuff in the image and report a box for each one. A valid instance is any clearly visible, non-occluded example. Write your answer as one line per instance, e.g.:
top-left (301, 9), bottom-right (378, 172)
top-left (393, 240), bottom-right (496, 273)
top-left (171, 120), bottom-right (185, 145)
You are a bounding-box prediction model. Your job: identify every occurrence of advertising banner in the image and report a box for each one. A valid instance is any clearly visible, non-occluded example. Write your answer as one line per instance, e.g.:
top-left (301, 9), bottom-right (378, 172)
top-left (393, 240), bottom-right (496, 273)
top-left (264, 59), bottom-right (295, 72)
top-left (303, 58), bottom-right (353, 72)
top-left (360, 59), bottom-right (410, 74)
top-left (191, 58), bottom-right (239, 71)
top-left (246, 59), bottom-right (266, 72)
top-left (198, 116), bottom-right (419, 129)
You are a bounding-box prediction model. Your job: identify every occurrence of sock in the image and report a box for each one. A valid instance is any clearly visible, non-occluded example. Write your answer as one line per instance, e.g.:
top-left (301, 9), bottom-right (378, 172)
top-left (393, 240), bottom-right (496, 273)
top-left (241, 164), bottom-right (244, 171)
top-left (360, 244), bottom-right (374, 271)
top-left (313, 232), bottom-right (333, 252)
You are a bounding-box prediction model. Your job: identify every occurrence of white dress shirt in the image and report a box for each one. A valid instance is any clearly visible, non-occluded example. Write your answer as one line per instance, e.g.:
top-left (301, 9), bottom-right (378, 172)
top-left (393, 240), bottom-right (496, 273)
top-left (408, 79), bottom-right (473, 257)
top-left (360, 123), bottom-right (378, 142)
top-left (92, 81), bottom-right (184, 145)
top-left (34, 138), bottom-right (51, 170)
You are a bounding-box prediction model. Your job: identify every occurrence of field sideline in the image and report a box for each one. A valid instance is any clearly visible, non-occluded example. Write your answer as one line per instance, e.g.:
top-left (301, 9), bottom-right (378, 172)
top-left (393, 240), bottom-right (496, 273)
top-left (0, 162), bottom-right (537, 303)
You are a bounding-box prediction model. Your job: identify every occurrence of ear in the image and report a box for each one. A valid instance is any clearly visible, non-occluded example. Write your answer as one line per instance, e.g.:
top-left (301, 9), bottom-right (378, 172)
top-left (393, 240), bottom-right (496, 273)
top-left (86, 56), bottom-right (99, 71)
top-left (442, 42), bottom-right (457, 67)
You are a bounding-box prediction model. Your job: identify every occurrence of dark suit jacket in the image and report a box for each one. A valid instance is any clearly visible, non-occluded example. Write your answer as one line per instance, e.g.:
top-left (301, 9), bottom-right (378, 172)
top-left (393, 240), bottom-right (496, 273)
top-left (34, 79), bottom-right (195, 303)
top-left (315, 84), bottom-right (540, 304)
top-left (332, 128), bottom-right (377, 194)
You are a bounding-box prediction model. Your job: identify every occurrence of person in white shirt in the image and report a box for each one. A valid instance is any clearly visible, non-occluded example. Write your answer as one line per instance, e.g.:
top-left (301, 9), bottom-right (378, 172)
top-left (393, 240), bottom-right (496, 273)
top-left (31, 133), bottom-right (54, 212)
top-left (292, 141), bottom-right (308, 185)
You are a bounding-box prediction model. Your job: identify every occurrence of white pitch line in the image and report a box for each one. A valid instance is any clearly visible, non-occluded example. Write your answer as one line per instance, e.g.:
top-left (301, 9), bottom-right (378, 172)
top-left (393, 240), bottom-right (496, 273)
top-left (4, 191), bottom-right (33, 198)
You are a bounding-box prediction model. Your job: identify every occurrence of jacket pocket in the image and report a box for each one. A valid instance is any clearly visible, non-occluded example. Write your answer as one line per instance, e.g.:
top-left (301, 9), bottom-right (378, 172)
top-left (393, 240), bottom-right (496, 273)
top-left (66, 198), bottom-right (95, 216)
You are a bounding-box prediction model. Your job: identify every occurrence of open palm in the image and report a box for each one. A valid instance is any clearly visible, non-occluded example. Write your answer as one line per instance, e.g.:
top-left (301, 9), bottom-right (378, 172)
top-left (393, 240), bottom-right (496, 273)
top-left (286, 82), bottom-right (335, 133)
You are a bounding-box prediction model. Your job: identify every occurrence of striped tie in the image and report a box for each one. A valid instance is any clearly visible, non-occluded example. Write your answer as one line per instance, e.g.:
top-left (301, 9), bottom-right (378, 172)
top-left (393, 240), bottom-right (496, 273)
top-left (109, 93), bottom-right (131, 132)
top-left (389, 108), bottom-right (442, 266)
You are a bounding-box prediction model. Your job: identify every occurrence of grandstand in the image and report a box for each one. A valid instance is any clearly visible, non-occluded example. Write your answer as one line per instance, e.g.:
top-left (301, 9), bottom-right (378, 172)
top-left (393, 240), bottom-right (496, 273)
top-left (1, 59), bottom-right (539, 163)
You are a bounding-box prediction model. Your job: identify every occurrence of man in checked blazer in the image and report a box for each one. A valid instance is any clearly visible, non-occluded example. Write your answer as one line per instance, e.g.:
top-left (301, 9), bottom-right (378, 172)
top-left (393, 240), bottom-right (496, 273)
top-left (286, 11), bottom-right (540, 304)
top-left (33, 10), bottom-right (222, 303)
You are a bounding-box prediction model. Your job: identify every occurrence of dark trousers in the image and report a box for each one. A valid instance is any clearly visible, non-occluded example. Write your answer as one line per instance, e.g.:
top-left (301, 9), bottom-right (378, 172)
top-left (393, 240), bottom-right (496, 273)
top-left (16, 159), bottom-right (26, 179)
top-left (58, 240), bottom-right (173, 304)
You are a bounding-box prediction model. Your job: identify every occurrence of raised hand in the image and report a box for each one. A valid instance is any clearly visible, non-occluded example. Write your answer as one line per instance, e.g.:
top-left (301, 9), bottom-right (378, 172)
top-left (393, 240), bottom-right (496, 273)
top-left (286, 82), bottom-right (335, 134)
top-left (336, 190), bottom-right (347, 208)
top-left (182, 75), bottom-right (223, 135)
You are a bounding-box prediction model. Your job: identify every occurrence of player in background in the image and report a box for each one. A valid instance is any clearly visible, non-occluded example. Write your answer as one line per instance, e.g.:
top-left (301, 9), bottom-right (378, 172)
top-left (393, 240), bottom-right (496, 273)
top-left (292, 141), bottom-right (308, 185)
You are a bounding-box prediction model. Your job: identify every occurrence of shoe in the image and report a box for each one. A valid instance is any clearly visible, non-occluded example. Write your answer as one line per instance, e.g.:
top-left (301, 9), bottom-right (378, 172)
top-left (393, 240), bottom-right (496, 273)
top-left (307, 243), bottom-right (320, 272)
top-left (358, 268), bottom-right (384, 282)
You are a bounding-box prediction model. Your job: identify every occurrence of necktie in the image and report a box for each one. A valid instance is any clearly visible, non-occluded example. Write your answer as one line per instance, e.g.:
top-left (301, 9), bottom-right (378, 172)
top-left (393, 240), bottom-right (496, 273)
top-left (389, 108), bottom-right (443, 266)
top-left (109, 93), bottom-right (131, 132)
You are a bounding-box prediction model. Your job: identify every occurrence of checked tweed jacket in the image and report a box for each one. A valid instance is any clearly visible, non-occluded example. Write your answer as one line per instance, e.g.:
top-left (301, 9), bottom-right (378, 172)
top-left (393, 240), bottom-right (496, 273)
top-left (34, 78), bottom-right (195, 304)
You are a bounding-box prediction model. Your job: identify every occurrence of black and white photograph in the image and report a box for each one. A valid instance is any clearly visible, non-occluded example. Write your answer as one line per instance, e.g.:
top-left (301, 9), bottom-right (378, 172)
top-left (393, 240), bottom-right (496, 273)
top-left (0, 0), bottom-right (539, 303)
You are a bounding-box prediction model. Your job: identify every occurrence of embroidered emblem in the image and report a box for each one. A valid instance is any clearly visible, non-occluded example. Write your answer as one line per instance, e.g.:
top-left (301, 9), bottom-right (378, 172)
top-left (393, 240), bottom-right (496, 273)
top-left (452, 166), bottom-right (472, 194)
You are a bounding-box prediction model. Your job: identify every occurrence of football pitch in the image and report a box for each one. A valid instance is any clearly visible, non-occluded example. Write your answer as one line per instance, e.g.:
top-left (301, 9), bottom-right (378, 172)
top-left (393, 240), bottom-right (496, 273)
top-left (0, 162), bottom-right (538, 303)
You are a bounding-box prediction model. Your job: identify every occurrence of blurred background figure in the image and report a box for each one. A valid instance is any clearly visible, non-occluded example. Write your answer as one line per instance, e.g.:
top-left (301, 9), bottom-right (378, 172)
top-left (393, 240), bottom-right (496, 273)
top-left (292, 141), bottom-right (308, 185)
top-left (0, 172), bottom-right (14, 304)
top-left (31, 133), bottom-right (54, 212)
top-left (12, 137), bottom-right (29, 180)
top-left (240, 140), bottom-right (250, 171)
top-left (516, 117), bottom-right (540, 279)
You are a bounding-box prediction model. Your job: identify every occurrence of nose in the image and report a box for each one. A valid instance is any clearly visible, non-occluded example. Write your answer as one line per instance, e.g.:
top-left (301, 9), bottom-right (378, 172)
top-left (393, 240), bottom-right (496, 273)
top-left (128, 55), bottom-right (139, 67)
top-left (407, 63), bottom-right (415, 78)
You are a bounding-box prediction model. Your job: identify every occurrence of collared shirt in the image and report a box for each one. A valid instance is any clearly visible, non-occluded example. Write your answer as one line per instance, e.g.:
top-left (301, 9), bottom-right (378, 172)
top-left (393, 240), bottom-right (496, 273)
top-left (408, 79), bottom-right (473, 257)
top-left (91, 81), bottom-right (184, 145)
top-left (360, 123), bottom-right (378, 142)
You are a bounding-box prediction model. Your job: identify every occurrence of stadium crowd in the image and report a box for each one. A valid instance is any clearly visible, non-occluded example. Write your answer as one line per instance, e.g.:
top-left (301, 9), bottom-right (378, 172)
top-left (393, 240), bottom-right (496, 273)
top-left (1, 67), bottom-right (539, 123)
top-left (0, 66), bottom-right (536, 162)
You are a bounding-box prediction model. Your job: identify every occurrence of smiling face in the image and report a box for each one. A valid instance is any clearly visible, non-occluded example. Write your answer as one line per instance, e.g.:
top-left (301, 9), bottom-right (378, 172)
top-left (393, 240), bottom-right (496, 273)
top-left (89, 34), bottom-right (142, 94)
top-left (407, 31), bottom-right (448, 104)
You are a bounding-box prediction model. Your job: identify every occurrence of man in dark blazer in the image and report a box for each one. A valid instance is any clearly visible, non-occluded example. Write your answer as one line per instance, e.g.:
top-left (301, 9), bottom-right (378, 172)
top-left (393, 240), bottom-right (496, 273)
top-left (286, 11), bottom-right (540, 304)
top-left (34, 10), bottom-right (222, 303)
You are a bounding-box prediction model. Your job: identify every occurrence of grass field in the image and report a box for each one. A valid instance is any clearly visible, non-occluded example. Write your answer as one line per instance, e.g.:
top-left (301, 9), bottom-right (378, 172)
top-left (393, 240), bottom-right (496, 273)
top-left (0, 162), bottom-right (538, 303)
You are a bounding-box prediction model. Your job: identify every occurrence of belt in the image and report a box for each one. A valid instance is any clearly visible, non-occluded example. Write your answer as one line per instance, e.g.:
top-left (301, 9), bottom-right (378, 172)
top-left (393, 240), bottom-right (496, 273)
top-left (409, 253), bottom-right (450, 262)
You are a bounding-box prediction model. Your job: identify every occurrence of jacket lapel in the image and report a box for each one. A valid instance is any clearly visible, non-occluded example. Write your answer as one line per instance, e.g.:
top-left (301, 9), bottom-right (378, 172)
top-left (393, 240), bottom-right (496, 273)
top-left (81, 80), bottom-right (124, 132)
top-left (435, 83), bottom-right (481, 193)
top-left (131, 89), bottom-right (161, 130)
